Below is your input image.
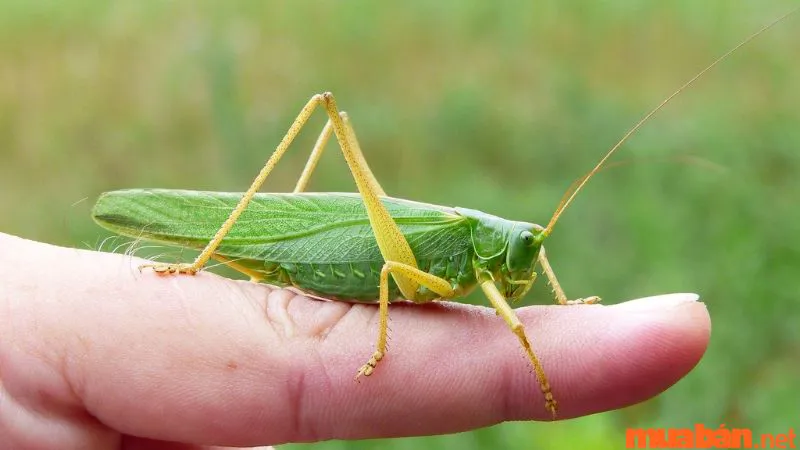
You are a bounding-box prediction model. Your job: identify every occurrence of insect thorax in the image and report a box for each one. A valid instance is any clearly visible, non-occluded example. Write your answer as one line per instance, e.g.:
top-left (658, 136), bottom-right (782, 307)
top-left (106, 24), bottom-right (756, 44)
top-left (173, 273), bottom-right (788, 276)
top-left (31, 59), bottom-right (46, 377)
top-left (455, 207), bottom-right (544, 300)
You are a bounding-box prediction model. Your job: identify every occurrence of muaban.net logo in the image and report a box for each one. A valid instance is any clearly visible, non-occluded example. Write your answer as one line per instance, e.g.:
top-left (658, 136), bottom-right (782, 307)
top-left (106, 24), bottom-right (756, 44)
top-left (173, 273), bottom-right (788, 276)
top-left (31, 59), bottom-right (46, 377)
top-left (625, 424), bottom-right (796, 449)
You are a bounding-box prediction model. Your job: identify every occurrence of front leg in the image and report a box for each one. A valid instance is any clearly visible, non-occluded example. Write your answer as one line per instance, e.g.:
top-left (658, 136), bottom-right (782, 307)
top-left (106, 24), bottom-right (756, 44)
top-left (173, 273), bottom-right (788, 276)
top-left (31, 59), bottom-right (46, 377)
top-left (538, 246), bottom-right (601, 305)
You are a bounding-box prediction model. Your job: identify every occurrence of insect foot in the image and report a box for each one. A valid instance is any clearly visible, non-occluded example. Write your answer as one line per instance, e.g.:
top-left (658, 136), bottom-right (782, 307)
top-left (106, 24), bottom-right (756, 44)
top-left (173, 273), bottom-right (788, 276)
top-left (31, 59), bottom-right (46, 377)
top-left (138, 262), bottom-right (199, 275)
top-left (354, 350), bottom-right (384, 381)
top-left (542, 383), bottom-right (558, 420)
top-left (565, 296), bottom-right (601, 305)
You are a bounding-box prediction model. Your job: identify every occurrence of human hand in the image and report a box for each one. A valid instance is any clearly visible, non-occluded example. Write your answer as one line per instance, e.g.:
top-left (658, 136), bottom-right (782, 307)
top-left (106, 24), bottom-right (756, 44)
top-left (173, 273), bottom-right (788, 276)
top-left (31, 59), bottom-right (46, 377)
top-left (0, 232), bottom-right (710, 449)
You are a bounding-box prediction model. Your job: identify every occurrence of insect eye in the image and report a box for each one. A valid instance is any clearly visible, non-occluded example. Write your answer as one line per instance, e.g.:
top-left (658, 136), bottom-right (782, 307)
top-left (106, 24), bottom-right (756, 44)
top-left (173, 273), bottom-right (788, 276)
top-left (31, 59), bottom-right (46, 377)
top-left (520, 231), bottom-right (534, 245)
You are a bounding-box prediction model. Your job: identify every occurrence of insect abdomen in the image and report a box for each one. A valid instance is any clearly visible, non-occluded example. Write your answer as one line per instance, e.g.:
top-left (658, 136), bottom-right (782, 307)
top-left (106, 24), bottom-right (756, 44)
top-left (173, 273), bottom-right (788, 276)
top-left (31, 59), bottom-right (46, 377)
top-left (262, 251), bottom-right (477, 303)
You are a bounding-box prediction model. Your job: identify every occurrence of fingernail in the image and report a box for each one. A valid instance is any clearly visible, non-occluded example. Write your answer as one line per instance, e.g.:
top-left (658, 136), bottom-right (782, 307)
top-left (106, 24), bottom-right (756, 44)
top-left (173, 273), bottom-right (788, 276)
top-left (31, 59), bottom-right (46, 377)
top-left (613, 293), bottom-right (700, 312)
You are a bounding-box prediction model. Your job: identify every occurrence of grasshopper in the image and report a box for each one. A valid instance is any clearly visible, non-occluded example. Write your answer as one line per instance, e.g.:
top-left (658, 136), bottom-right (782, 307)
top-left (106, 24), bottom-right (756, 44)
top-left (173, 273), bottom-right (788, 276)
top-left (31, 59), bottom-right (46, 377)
top-left (91, 10), bottom-right (796, 419)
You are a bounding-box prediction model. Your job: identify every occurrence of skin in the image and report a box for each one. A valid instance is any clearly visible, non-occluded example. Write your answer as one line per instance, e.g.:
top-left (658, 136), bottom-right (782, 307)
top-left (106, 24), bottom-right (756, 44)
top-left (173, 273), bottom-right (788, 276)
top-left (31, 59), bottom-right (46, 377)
top-left (0, 232), bottom-right (710, 449)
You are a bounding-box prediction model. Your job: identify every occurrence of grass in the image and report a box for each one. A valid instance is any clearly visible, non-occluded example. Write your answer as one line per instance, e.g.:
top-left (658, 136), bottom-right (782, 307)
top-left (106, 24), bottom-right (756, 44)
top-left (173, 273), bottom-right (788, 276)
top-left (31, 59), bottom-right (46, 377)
top-left (1, 1), bottom-right (798, 448)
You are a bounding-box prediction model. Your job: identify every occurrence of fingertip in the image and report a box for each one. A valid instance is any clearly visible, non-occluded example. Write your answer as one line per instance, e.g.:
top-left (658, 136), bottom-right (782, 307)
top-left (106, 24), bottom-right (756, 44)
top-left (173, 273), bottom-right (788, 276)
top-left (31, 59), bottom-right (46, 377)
top-left (535, 293), bottom-right (710, 419)
top-left (612, 293), bottom-right (711, 360)
top-left (612, 292), bottom-right (702, 311)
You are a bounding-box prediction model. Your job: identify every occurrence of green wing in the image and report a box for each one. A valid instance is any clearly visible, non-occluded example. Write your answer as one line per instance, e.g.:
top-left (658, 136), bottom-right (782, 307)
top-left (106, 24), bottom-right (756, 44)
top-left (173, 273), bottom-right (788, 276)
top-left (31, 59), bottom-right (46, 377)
top-left (92, 189), bottom-right (472, 264)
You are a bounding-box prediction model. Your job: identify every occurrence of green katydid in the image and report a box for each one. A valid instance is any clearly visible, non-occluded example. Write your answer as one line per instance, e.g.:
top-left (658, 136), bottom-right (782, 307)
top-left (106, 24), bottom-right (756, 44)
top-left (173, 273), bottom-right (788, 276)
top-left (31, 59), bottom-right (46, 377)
top-left (91, 10), bottom-right (796, 419)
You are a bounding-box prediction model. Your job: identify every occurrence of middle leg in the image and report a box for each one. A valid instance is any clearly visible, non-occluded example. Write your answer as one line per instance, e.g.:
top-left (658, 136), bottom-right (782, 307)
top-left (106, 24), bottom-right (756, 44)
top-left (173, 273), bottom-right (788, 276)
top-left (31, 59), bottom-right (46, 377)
top-left (479, 275), bottom-right (558, 418)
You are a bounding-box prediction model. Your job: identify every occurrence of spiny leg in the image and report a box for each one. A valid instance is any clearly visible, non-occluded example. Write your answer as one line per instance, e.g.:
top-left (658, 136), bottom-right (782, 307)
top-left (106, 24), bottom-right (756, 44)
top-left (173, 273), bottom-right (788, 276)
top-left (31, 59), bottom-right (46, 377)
top-left (340, 112), bottom-right (386, 196)
top-left (147, 92), bottom-right (430, 387)
top-left (538, 246), bottom-right (600, 305)
top-left (479, 277), bottom-right (557, 419)
top-left (319, 93), bottom-right (420, 299)
top-left (141, 94), bottom-right (327, 275)
top-left (292, 112), bottom-right (386, 197)
top-left (293, 119), bottom-right (333, 193)
top-left (356, 261), bottom-right (454, 379)
top-left (303, 100), bottom-right (432, 378)
top-left (142, 93), bottom-right (418, 296)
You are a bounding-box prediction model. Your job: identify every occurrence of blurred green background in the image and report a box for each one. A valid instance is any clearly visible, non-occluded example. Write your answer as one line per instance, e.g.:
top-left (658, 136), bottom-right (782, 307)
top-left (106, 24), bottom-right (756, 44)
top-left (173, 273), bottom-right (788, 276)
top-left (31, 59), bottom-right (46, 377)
top-left (1, 1), bottom-right (798, 448)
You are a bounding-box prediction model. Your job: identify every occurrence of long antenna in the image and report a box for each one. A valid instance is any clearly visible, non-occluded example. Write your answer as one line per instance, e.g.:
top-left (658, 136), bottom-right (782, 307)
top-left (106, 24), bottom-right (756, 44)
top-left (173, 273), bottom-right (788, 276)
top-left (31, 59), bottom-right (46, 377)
top-left (543, 7), bottom-right (798, 236)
